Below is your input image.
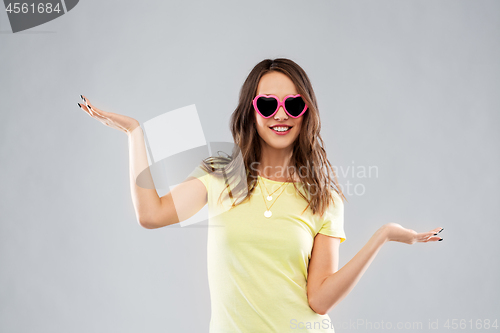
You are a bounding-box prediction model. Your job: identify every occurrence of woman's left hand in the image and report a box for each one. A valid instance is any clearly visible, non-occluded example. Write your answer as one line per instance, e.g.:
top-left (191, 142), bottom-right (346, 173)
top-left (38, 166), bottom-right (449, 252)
top-left (382, 223), bottom-right (444, 244)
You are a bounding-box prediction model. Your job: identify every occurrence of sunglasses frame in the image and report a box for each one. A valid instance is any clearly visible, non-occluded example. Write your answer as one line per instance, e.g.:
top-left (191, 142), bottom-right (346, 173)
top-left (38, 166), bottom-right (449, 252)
top-left (252, 94), bottom-right (308, 119)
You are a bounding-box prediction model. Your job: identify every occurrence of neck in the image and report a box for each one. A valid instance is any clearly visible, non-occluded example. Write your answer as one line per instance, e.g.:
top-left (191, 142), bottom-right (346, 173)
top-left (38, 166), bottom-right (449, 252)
top-left (255, 143), bottom-right (295, 181)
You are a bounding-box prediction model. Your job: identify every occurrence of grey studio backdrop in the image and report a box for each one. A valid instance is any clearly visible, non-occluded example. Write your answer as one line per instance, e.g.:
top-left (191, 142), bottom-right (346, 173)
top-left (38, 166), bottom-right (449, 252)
top-left (1, 1), bottom-right (499, 332)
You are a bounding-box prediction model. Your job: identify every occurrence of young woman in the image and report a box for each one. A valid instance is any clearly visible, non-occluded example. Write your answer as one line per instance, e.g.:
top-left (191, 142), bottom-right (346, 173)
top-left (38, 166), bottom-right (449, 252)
top-left (77, 58), bottom-right (444, 333)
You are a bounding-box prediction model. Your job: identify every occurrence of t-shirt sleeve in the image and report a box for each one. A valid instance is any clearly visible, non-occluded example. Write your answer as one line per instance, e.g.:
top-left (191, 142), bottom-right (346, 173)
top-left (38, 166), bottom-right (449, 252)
top-left (317, 190), bottom-right (346, 243)
top-left (186, 164), bottom-right (211, 192)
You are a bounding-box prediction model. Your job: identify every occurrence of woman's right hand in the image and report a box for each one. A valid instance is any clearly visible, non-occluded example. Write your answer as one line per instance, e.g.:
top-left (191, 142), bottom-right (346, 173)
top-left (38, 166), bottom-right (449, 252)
top-left (77, 95), bottom-right (140, 134)
top-left (382, 223), bottom-right (444, 244)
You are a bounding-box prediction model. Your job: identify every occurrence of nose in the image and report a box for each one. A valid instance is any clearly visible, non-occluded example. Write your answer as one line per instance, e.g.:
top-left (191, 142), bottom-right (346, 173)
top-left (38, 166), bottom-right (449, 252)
top-left (274, 106), bottom-right (288, 120)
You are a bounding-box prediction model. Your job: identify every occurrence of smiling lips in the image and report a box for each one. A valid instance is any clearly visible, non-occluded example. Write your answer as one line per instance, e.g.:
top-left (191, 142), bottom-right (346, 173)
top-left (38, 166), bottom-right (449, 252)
top-left (269, 125), bottom-right (292, 134)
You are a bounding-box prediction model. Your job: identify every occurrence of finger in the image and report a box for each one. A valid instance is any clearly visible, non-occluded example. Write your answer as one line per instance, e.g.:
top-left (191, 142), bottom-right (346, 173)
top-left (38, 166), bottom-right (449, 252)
top-left (78, 103), bottom-right (92, 117)
top-left (81, 94), bottom-right (91, 109)
top-left (416, 231), bottom-right (439, 242)
top-left (83, 97), bottom-right (106, 118)
top-left (420, 230), bottom-right (438, 238)
top-left (420, 231), bottom-right (444, 242)
top-left (86, 104), bottom-right (99, 117)
top-left (422, 236), bottom-right (443, 243)
top-left (79, 96), bottom-right (92, 115)
top-left (82, 101), bottom-right (106, 120)
top-left (79, 102), bottom-right (104, 121)
top-left (82, 102), bottom-right (99, 117)
top-left (433, 227), bottom-right (444, 236)
top-left (425, 227), bottom-right (443, 237)
top-left (80, 95), bottom-right (113, 121)
top-left (84, 100), bottom-right (97, 115)
top-left (80, 95), bottom-right (98, 114)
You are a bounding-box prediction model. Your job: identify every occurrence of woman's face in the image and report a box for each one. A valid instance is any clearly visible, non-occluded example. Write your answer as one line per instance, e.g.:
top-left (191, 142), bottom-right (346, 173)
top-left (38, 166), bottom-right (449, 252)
top-left (254, 71), bottom-right (304, 150)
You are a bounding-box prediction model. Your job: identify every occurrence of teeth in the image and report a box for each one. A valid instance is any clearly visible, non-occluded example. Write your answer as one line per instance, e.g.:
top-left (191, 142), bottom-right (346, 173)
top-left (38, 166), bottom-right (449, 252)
top-left (271, 127), bottom-right (290, 132)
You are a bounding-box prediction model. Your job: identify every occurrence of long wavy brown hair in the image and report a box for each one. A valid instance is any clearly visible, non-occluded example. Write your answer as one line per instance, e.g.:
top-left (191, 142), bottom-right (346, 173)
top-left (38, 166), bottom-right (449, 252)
top-left (198, 58), bottom-right (347, 218)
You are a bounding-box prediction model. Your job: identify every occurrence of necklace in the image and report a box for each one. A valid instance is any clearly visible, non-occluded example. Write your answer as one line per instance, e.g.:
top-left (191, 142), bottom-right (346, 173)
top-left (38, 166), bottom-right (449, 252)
top-left (258, 177), bottom-right (289, 218)
top-left (259, 175), bottom-right (289, 201)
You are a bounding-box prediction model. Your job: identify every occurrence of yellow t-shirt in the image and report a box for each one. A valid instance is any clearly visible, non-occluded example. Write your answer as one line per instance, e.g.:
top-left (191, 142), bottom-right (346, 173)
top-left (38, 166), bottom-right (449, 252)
top-left (188, 165), bottom-right (346, 333)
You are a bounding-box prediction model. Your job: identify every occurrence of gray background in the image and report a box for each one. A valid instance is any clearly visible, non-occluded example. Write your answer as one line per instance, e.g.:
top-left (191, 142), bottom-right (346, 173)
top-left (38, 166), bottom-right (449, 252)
top-left (1, 0), bottom-right (499, 332)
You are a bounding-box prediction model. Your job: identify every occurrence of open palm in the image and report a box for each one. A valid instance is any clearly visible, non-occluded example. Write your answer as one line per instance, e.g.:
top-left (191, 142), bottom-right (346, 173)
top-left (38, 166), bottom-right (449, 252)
top-left (384, 223), bottom-right (443, 244)
top-left (77, 95), bottom-right (139, 134)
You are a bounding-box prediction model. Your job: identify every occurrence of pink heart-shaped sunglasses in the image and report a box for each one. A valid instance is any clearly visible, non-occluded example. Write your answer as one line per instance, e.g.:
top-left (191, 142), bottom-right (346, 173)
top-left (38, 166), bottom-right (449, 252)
top-left (252, 94), bottom-right (308, 118)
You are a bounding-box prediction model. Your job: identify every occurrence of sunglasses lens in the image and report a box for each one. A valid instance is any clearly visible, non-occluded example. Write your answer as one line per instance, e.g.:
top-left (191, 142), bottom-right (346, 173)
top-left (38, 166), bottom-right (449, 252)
top-left (256, 97), bottom-right (278, 117)
top-left (284, 96), bottom-right (306, 117)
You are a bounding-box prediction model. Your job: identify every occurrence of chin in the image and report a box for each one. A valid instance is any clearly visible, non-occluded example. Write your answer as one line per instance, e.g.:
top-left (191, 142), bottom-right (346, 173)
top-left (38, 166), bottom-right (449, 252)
top-left (262, 135), bottom-right (298, 150)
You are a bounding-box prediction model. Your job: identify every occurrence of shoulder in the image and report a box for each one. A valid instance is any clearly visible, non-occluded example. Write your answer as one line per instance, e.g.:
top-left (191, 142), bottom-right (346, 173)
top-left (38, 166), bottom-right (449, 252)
top-left (330, 189), bottom-right (344, 204)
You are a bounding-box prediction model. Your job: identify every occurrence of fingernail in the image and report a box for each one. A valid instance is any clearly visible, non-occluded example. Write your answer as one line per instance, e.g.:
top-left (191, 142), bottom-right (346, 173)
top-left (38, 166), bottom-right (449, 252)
top-left (77, 103), bottom-right (81, 108)
top-left (438, 228), bottom-right (444, 233)
top-left (438, 238), bottom-right (443, 241)
top-left (80, 95), bottom-right (84, 101)
top-left (87, 105), bottom-right (91, 109)
top-left (434, 233), bottom-right (438, 235)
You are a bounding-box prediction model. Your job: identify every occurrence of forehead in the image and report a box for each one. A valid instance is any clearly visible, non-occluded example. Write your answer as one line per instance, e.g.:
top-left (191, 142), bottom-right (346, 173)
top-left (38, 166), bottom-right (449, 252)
top-left (256, 71), bottom-right (298, 97)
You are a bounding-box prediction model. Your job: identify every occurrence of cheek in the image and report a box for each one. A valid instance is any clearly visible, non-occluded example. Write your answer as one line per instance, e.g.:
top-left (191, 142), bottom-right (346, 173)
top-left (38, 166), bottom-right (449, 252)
top-left (254, 114), bottom-right (266, 130)
top-left (294, 119), bottom-right (303, 133)
top-left (254, 112), bottom-right (261, 127)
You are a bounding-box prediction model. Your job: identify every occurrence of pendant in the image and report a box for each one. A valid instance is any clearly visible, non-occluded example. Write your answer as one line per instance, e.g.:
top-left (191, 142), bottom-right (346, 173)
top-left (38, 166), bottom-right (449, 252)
top-left (264, 210), bottom-right (272, 218)
top-left (267, 195), bottom-right (272, 201)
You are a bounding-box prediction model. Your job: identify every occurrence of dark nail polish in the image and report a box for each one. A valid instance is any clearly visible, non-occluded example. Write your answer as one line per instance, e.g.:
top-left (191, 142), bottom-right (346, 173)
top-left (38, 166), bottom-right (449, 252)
top-left (80, 95), bottom-right (84, 100)
top-left (87, 104), bottom-right (90, 108)
top-left (434, 233), bottom-right (438, 235)
top-left (438, 238), bottom-right (443, 241)
top-left (78, 103), bottom-right (81, 108)
top-left (438, 228), bottom-right (444, 233)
